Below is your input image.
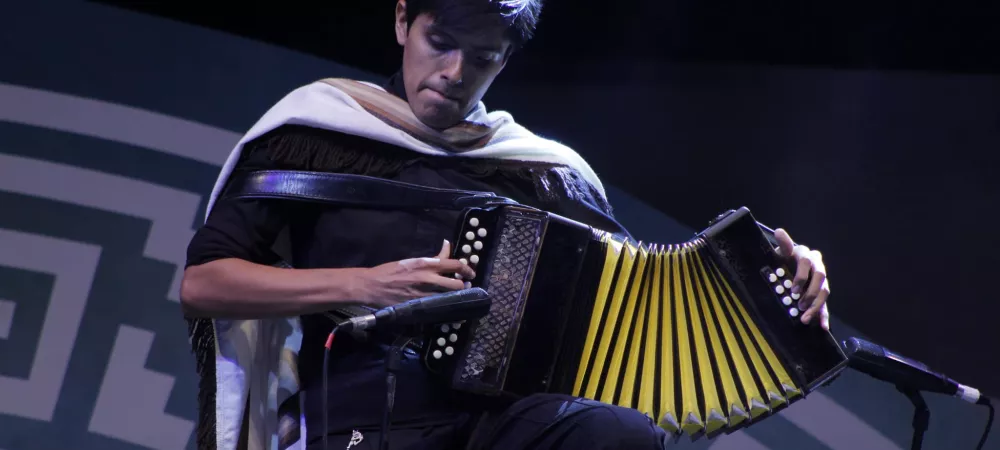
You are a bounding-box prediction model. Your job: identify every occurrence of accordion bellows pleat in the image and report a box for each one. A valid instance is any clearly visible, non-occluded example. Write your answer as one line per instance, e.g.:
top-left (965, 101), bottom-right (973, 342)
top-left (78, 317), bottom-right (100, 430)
top-left (570, 237), bottom-right (802, 436)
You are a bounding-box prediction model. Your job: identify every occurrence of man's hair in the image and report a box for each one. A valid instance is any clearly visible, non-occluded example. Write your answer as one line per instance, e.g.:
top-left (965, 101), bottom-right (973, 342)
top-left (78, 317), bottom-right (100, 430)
top-left (405, 0), bottom-right (544, 49)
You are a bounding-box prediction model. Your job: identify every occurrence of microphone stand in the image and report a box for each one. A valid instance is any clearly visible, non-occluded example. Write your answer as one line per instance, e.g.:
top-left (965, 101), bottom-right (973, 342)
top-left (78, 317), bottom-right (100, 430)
top-left (897, 385), bottom-right (929, 450)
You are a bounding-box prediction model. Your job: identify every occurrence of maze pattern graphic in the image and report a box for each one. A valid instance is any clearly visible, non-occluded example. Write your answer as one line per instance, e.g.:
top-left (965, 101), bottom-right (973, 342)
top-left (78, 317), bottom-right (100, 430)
top-left (0, 84), bottom-right (239, 450)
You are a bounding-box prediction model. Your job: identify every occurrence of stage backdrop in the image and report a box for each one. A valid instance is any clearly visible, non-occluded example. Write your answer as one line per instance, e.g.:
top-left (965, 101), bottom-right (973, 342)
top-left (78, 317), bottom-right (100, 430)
top-left (0, 1), bottom-right (995, 449)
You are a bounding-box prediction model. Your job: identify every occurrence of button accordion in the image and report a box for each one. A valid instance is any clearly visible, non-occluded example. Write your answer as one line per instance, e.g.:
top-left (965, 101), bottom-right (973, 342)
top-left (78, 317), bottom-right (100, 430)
top-left (421, 205), bottom-right (847, 438)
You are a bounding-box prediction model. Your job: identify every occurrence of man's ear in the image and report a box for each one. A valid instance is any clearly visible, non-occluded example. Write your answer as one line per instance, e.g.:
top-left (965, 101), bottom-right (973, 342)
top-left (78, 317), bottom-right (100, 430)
top-left (395, 0), bottom-right (409, 46)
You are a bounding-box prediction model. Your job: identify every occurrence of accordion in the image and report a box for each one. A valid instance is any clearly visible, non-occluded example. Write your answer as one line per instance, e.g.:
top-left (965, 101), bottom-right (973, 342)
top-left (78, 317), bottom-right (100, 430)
top-left (421, 205), bottom-right (848, 437)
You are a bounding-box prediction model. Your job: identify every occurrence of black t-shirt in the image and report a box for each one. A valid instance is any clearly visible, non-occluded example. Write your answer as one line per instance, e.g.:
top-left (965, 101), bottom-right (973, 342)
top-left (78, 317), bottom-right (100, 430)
top-left (185, 76), bottom-right (624, 443)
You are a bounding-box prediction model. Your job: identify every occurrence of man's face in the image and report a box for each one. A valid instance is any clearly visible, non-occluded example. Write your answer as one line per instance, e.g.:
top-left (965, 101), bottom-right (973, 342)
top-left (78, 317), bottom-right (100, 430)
top-left (395, 2), bottom-right (511, 129)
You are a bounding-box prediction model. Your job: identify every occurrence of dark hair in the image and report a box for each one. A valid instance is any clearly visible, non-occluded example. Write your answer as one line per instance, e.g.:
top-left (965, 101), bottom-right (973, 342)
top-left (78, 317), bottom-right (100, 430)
top-left (405, 0), bottom-right (544, 49)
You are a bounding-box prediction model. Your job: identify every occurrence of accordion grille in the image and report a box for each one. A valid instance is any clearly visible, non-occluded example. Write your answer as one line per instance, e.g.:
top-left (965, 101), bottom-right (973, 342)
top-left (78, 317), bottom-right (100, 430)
top-left (570, 234), bottom-right (802, 436)
top-left (456, 213), bottom-right (542, 387)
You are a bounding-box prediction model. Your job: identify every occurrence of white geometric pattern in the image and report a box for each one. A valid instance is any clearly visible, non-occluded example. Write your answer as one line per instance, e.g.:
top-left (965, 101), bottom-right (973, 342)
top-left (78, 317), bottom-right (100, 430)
top-left (0, 82), bottom-right (239, 167)
top-left (707, 430), bottom-right (771, 450)
top-left (0, 228), bottom-right (101, 422)
top-left (89, 325), bottom-right (195, 450)
top-left (779, 392), bottom-right (902, 450)
top-left (0, 153), bottom-right (202, 302)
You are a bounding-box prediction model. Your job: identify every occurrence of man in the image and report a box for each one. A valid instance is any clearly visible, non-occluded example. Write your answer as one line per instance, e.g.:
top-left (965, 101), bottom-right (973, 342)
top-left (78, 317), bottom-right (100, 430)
top-left (181, 0), bottom-right (832, 449)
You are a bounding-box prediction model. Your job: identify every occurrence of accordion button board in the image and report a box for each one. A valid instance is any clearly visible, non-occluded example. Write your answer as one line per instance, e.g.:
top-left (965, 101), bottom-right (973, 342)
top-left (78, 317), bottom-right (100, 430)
top-left (423, 214), bottom-right (498, 371)
top-left (420, 206), bottom-right (848, 440)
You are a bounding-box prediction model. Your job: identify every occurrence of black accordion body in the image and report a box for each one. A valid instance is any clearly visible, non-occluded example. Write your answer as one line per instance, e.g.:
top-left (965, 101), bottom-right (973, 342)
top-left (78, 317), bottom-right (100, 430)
top-left (422, 205), bottom-right (848, 437)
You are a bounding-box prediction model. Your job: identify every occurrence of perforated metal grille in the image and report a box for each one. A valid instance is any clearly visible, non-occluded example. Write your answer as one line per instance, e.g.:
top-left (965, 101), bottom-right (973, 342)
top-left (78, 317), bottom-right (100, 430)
top-left (457, 213), bottom-right (543, 388)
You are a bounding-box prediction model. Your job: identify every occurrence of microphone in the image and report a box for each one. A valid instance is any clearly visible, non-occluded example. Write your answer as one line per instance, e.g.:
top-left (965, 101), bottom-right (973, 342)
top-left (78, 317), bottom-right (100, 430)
top-left (843, 336), bottom-right (985, 405)
top-left (339, 287), bottom-right (491, 332)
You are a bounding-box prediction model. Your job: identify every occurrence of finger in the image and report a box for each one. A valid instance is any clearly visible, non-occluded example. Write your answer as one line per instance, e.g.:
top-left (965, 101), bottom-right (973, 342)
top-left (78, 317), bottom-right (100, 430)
top-left (803, 250), bottom-right (825, 298)
top-left (799, 256), bottom-right (826, 316)
top-left (801, 279), bottom-right (830, 326)
top-left (773, 228), bottom-right (795, 258)
top-left (422, 275), bottom-right (467, 292)
top-left (819, 304), bottom-right (830, 331)
top-left (398, 257), bottom-right (440, 271)
top-left (792, 247), bottom-right (813, 294)
top-left (798, 263), bottom-right (825, 311)
top-left (434, 259), bottom-right (477, 280)
top-left (437, 239), bottom-right (452, 259)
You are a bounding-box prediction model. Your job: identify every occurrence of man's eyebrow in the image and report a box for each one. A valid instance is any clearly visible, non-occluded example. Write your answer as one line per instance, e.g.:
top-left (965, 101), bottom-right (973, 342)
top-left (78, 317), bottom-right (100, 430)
top-left (428, 23), bottom-right (504, 53)
top-left (473, 44), bottom-right (505, 53)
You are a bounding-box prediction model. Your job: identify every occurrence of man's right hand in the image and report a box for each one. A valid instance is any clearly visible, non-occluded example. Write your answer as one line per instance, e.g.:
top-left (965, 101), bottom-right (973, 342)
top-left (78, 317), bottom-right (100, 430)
top-left (355, 240), bottom-right (476, 309)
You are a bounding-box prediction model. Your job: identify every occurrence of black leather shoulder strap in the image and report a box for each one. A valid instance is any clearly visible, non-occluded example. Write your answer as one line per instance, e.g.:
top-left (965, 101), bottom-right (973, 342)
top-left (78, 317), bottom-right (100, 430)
top-left (220, 169), bottom-right (523, 211)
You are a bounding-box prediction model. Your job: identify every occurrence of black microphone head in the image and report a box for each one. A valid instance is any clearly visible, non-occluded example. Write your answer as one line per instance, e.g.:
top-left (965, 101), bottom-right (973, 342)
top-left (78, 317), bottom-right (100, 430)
top-left (841, 336), bottom-right (958, 396)
top-left (411, 287), bottom-right (489, 307)
top-left (842, 337), bottom-right (885, 361)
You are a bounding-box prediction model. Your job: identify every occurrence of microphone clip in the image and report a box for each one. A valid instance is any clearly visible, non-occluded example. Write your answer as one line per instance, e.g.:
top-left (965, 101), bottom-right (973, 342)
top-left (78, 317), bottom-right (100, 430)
top-left (896, 384), bottom-right (930, 450)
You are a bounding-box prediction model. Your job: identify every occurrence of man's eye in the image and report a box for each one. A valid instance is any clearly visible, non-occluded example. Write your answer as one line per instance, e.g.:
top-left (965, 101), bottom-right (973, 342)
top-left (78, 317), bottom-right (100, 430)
top-left (428, 37), bottom-right (452, 51)
top-left (476, 53), bottom-right (498, 66)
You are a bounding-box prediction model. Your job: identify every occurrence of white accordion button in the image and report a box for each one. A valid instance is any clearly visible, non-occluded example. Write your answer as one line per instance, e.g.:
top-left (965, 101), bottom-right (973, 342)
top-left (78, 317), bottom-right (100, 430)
top-left (783, 280), bottom-right (793, 289)
top-left (478, 228), bottom-right (487, 237)
top-left (460, 258), bottom-right (468, 265)
top-left (788, 307), bottom-right (799, 317)
top-left (768, 273), bottom-right (778, 283)
top-left (464, 281), bottom-right (472, 289)
top-left (449, 333), bottom-right (458, 342)
top-left (470, 255), bottom-right (480, 264)
top-left (433, 350), bottom-right (443, 359)
top-left (465, 231), bottom-right (475, 240)
top-left (791, 292), bottom-right (801, 300)
top-left (474, 241), bottom-right (483, 250)
top-left (437, 338), bottom-right (446, 346)
top-left (452, 322), bottom-right (462, 329)
top-left (441, 324), bottom-right (450, 333)
top-left (782, 296), bottom-right (792, 306)
top-left (775, 285), bottom-right (785, 294)
top-left (462, 244), bottom-right (472, 254)
top-left (469, 217), bottom-right (480, 227)
top-left (445, 346), bottom-right (454, 356)
top-left (776, 268), bottom-right (786, 277)
top-left (454, 273), bottom-right (462, 279)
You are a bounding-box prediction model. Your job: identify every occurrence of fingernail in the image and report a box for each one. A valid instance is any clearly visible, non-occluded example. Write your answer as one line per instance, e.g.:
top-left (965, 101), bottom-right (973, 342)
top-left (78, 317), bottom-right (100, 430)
top-left (801, 313), bottom-right (811, 323)
top-left (791, 285), bottom-right (800, 294)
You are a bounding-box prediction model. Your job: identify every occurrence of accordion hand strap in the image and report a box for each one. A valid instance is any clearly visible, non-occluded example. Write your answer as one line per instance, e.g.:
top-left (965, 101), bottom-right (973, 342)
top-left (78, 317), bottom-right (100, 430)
top-left (220, 169), bottom-right (522, 211)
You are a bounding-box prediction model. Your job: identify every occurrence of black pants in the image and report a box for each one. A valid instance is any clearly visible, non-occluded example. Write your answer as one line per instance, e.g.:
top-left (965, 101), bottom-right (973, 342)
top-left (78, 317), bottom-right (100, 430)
top-left (313, 393), bottom-right (670, 450)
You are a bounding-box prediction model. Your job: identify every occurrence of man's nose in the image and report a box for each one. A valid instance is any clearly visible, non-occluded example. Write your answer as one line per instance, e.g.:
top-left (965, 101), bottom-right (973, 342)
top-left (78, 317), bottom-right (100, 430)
top-left (440, 51), bottom-right (465, 86)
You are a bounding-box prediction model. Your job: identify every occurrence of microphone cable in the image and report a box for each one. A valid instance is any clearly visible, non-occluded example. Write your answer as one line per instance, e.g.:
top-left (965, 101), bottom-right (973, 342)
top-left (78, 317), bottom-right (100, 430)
top-left (976, 396), bottom-right (994, 450)
top-left (321, 325), bottom-right (340, 450)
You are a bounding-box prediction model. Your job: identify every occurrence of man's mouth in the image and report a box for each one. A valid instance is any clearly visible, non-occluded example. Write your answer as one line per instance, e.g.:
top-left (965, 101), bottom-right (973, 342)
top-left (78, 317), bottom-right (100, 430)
top-left (427, 89), bottom-right (460, 103)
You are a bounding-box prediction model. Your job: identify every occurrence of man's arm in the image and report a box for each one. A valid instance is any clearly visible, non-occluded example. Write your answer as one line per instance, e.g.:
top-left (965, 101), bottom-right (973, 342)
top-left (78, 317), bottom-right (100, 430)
top-left (180, 258), bottom-right (366, 319)
top-left (182, 236), bottom-right (475, 320)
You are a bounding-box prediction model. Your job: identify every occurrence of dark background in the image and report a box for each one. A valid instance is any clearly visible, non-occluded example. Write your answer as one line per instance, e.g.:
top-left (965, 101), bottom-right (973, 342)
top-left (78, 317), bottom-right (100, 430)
top-left (95, 1), bottom-right (1000, 76)
top-left (97, 0), bottom-right (1000, 398)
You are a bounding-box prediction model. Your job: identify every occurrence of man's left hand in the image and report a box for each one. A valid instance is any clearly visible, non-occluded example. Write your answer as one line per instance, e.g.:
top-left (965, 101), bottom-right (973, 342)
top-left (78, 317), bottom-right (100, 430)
top-left (773, 228), bottom-right (830, 330)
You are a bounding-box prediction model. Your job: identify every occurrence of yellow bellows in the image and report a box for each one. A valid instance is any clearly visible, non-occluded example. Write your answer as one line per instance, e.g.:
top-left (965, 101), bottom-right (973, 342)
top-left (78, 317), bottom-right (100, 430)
top-left (571, 235), bottom-right (803, 436)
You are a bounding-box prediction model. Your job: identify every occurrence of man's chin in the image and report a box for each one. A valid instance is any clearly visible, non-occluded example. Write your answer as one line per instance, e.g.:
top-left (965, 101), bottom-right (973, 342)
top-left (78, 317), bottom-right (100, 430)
top-left (415, 110), bottom-right (462, 130)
